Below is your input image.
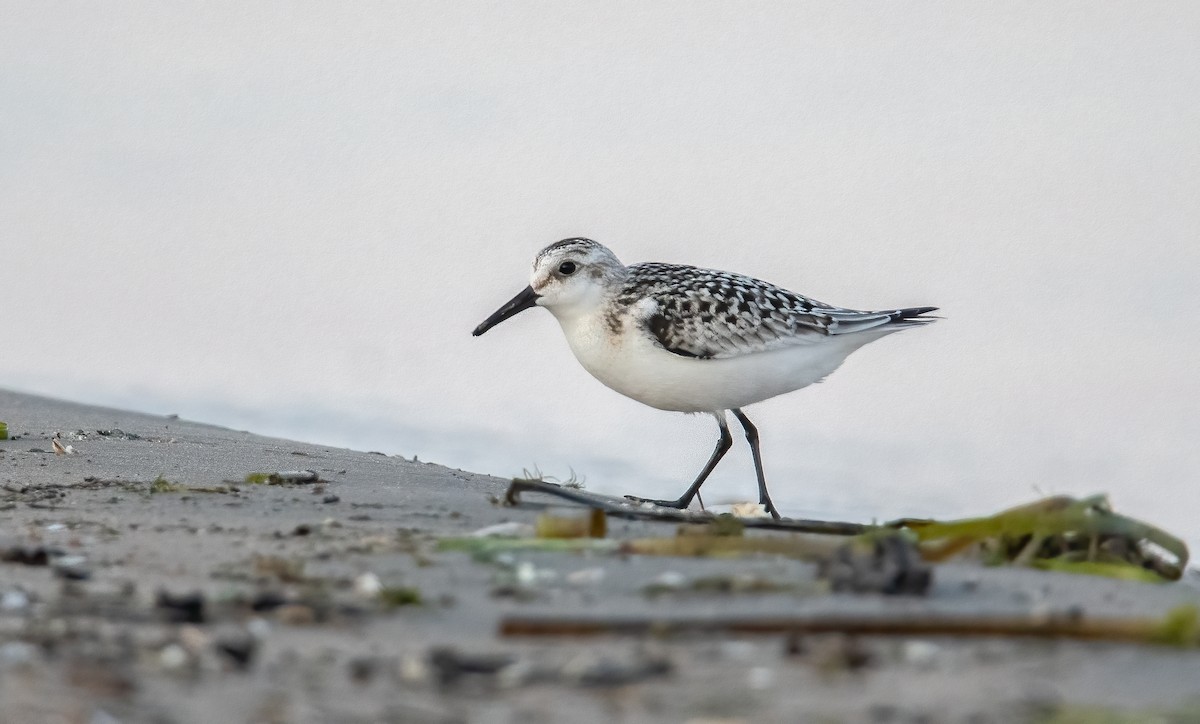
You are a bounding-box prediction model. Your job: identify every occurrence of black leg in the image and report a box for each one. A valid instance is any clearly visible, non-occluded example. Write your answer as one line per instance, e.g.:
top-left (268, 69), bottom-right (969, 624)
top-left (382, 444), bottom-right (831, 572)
top-left (626, 414), bottom-right (732, 510)
top-left (731, 408), bottom-right (780, 520)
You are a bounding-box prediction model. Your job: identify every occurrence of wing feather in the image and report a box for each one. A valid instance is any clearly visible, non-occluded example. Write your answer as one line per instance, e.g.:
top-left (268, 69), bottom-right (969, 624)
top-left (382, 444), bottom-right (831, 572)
top-left (620, 263), bottom-right (935, 359)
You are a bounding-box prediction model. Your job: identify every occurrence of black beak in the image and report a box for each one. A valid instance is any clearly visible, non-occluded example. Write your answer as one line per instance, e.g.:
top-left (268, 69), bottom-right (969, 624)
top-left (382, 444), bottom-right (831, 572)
top-left (472, 285), bottom-right (540, 336)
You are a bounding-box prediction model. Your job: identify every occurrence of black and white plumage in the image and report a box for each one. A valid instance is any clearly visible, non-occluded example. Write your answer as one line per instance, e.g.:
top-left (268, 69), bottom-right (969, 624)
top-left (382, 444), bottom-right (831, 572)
top-left (619, 262), bottom-right (936, 360)
top-left (473, 238), bottom-right (938, 519)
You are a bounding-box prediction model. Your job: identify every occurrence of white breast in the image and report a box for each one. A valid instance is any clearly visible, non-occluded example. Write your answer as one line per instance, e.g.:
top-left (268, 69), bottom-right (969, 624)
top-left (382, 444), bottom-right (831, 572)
top-left (554, 310), bottom-right (890, 413)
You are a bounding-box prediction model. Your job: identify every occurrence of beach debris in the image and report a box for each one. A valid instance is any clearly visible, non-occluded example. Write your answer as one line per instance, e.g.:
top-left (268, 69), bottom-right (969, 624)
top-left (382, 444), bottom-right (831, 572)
top-left (158, 643), bottom-right (190, 671)
top-left (729, 502), bottom-right (771, 518)
top-left (178, 625), bottom-right (210, 655)
top-left (560, 651), bottom-right (673, 687)
top-left (148, 476), bottom-right (185, 494)
top-left (820, 533), bottom-right (931, 595)
top-left (51, 438), bottom-right (74, 455)
top-left (500, 604), bottom-right (1200, 647)
top-left (274, 603), bottom-right (318, 625)
top-left (426, 646), bottom-right (673, 690)
top-left (253, 555), bottom-right (306, 583)
top-left (0, 590), bottom-right (30, 611)
top-left (52, 555), bottom-right (92, 580)
top-left (353, 572), bottom-right (382, 598)
top-left (379, 586), bottom-right (423, 609)
top-left (901, 640), bottom-right (942, 669)
top-left (805, 635), bottom-right (876, 673)
top-left (0, 421), bottom-right (7, 440)
top-left (643, 571), bottom-right (799, 598)
top-left (95, 428), bottom-right (141, 440)
top-left (214, 631), bottom-right (258, 670)
top-left (621, 533), bottom-right (840, 560)
top-left (249, 591), bottom-right (289, 612)
top-left (469, 521), bottom-right (534, 538)
top-left (678, 513), bottom-right (746, 537)
top-left (348, 655), bottom-right (388, 684)
top-left (1, 544), bottom-right (53, 566)
top-left (439, 528), bottom-right (842, 563)
top-left (156, 589), bottom-right (206, 624)
top-left (244, 470), bottom-right (322, 486)
top-left (427, 647), bottom-right (516, 689)
top-left (535, 507), bottom-right (606, 538)
top-left (505, 478), bottom-right (869, 535)
top-left (503, 481), bottom-right (1188, 584)
top-left (644, 571), bottom-right (687, 596)
top-left (893, 495), bottom-right (1189, 582)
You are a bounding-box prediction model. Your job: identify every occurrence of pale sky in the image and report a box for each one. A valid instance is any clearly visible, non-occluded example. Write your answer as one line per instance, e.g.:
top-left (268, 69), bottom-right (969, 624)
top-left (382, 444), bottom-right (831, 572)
top-left (2, 3), bottom-right (1198, 534)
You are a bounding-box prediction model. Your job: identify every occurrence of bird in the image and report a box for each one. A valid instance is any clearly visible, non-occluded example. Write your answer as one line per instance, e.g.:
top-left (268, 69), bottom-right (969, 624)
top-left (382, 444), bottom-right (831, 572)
top-left (472, 238), bottom-right (937, 520)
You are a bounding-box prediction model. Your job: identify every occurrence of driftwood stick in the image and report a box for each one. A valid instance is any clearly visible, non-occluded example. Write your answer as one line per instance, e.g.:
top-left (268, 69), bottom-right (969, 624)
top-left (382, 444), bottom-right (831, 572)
top-left (505, 479), bottom-right (869, 536)
top-left (500, 610), bottom-right (1193, 645)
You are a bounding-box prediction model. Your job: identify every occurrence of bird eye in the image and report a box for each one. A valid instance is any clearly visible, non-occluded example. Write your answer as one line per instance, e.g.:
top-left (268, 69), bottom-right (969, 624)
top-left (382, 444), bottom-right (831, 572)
top-left (558, 261), bottom-right (577, 275)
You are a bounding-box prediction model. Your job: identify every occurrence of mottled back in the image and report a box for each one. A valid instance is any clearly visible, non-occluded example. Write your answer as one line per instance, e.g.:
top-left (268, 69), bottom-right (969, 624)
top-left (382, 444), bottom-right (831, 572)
top-left (618, 263), bottom-right (934, 359)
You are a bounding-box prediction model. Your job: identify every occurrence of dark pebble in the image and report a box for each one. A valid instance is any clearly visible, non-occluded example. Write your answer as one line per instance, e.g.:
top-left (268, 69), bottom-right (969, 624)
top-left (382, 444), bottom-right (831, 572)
top-left (250, 590), bottom-right (289, 612)
top-left (348, 656), bottom-right (380, 684)
top-left (156, 589), bottom-right (206, 623)
top-left (427, 647), bottom-right (516, 688)
top-left (215, 633), bottom-right (258, 670)
top-left (1, 545), bottom-right (52, 566)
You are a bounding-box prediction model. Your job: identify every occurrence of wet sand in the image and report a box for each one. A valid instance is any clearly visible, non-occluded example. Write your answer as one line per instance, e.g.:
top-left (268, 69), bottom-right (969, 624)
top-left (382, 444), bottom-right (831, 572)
top-left (1, 387), bottom-right (1198, 723)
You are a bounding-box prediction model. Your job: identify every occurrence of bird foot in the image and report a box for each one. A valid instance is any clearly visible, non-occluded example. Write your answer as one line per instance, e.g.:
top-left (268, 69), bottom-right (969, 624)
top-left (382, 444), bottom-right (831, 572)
top-left (624, 494), bottom-right (691, 510)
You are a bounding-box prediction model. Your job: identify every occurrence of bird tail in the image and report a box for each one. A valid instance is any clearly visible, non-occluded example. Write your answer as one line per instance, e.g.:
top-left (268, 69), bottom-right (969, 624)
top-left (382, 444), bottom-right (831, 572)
top-left (885, 306), bottom-right (940, 328)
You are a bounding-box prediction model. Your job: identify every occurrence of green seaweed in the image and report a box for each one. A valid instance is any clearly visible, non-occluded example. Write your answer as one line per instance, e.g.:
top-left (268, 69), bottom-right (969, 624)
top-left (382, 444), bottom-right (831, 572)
top-left (892, 495), bottom-right (1189, 582)
top-left (706, 513), bottom-right (746, 537)
top-left (1035, 700), bottom-right (1200, 724)
top-left (149, 475), bottom-right (185, 494)
top-left (379, 586), bottom-right (422, 608)
top-left (1150, 605), bottom-right (1200, 647)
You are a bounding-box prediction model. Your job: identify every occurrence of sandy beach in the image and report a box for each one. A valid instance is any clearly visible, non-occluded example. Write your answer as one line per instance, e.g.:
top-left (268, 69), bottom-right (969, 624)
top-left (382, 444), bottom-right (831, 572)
top-left (1, 387), bottom-right (1198, 724)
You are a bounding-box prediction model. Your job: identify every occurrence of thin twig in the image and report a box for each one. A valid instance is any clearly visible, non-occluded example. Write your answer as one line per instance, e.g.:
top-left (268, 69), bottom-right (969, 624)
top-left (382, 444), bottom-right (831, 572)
top-left (499, 610), bottom-right (1189, 645)
top-left (505, 479), bottom-right (868, 536)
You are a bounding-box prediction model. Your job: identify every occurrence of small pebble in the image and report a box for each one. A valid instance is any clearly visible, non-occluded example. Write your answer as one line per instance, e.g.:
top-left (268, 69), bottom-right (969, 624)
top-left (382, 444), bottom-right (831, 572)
top-left (348, 656), bottom-right (379, 684)
top-left (159, 644), bottom-right (189, 670)
top-left (354, 572), bottom-right (382, 598)
top-left (53, 555), bottom-right (92, 581)
top-left (275, 604), bottom-right (316, 626)
top-left (469, 521), bottom-right (534, 538)
top-left (178, 625), bottom-right (210, 654)
top-left (250, 591), bottom-right (288, 612)
top-left (215, 632), bottom-right (258, 669)
top-left (157, 590), bottom-right (206, 624)
top-left (0, 590), bottom-right (30, 611)
top-left (246, 617), bottom-right (272, 640)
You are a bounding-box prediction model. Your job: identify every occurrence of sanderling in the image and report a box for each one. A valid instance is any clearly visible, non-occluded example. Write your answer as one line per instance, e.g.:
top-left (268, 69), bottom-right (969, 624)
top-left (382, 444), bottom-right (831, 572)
top-left (473, 238), bottom-right (937, 519)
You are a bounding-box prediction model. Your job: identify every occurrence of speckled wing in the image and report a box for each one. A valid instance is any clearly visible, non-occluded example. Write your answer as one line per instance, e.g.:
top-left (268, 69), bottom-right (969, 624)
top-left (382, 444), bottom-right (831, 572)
top-left (621, 263), bottom-right (935, 360)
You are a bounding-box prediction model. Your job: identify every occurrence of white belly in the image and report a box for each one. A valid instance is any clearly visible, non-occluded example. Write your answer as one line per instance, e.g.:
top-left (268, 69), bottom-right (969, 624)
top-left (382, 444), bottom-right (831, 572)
top-left (557, 314), bottom-right (889, 413)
